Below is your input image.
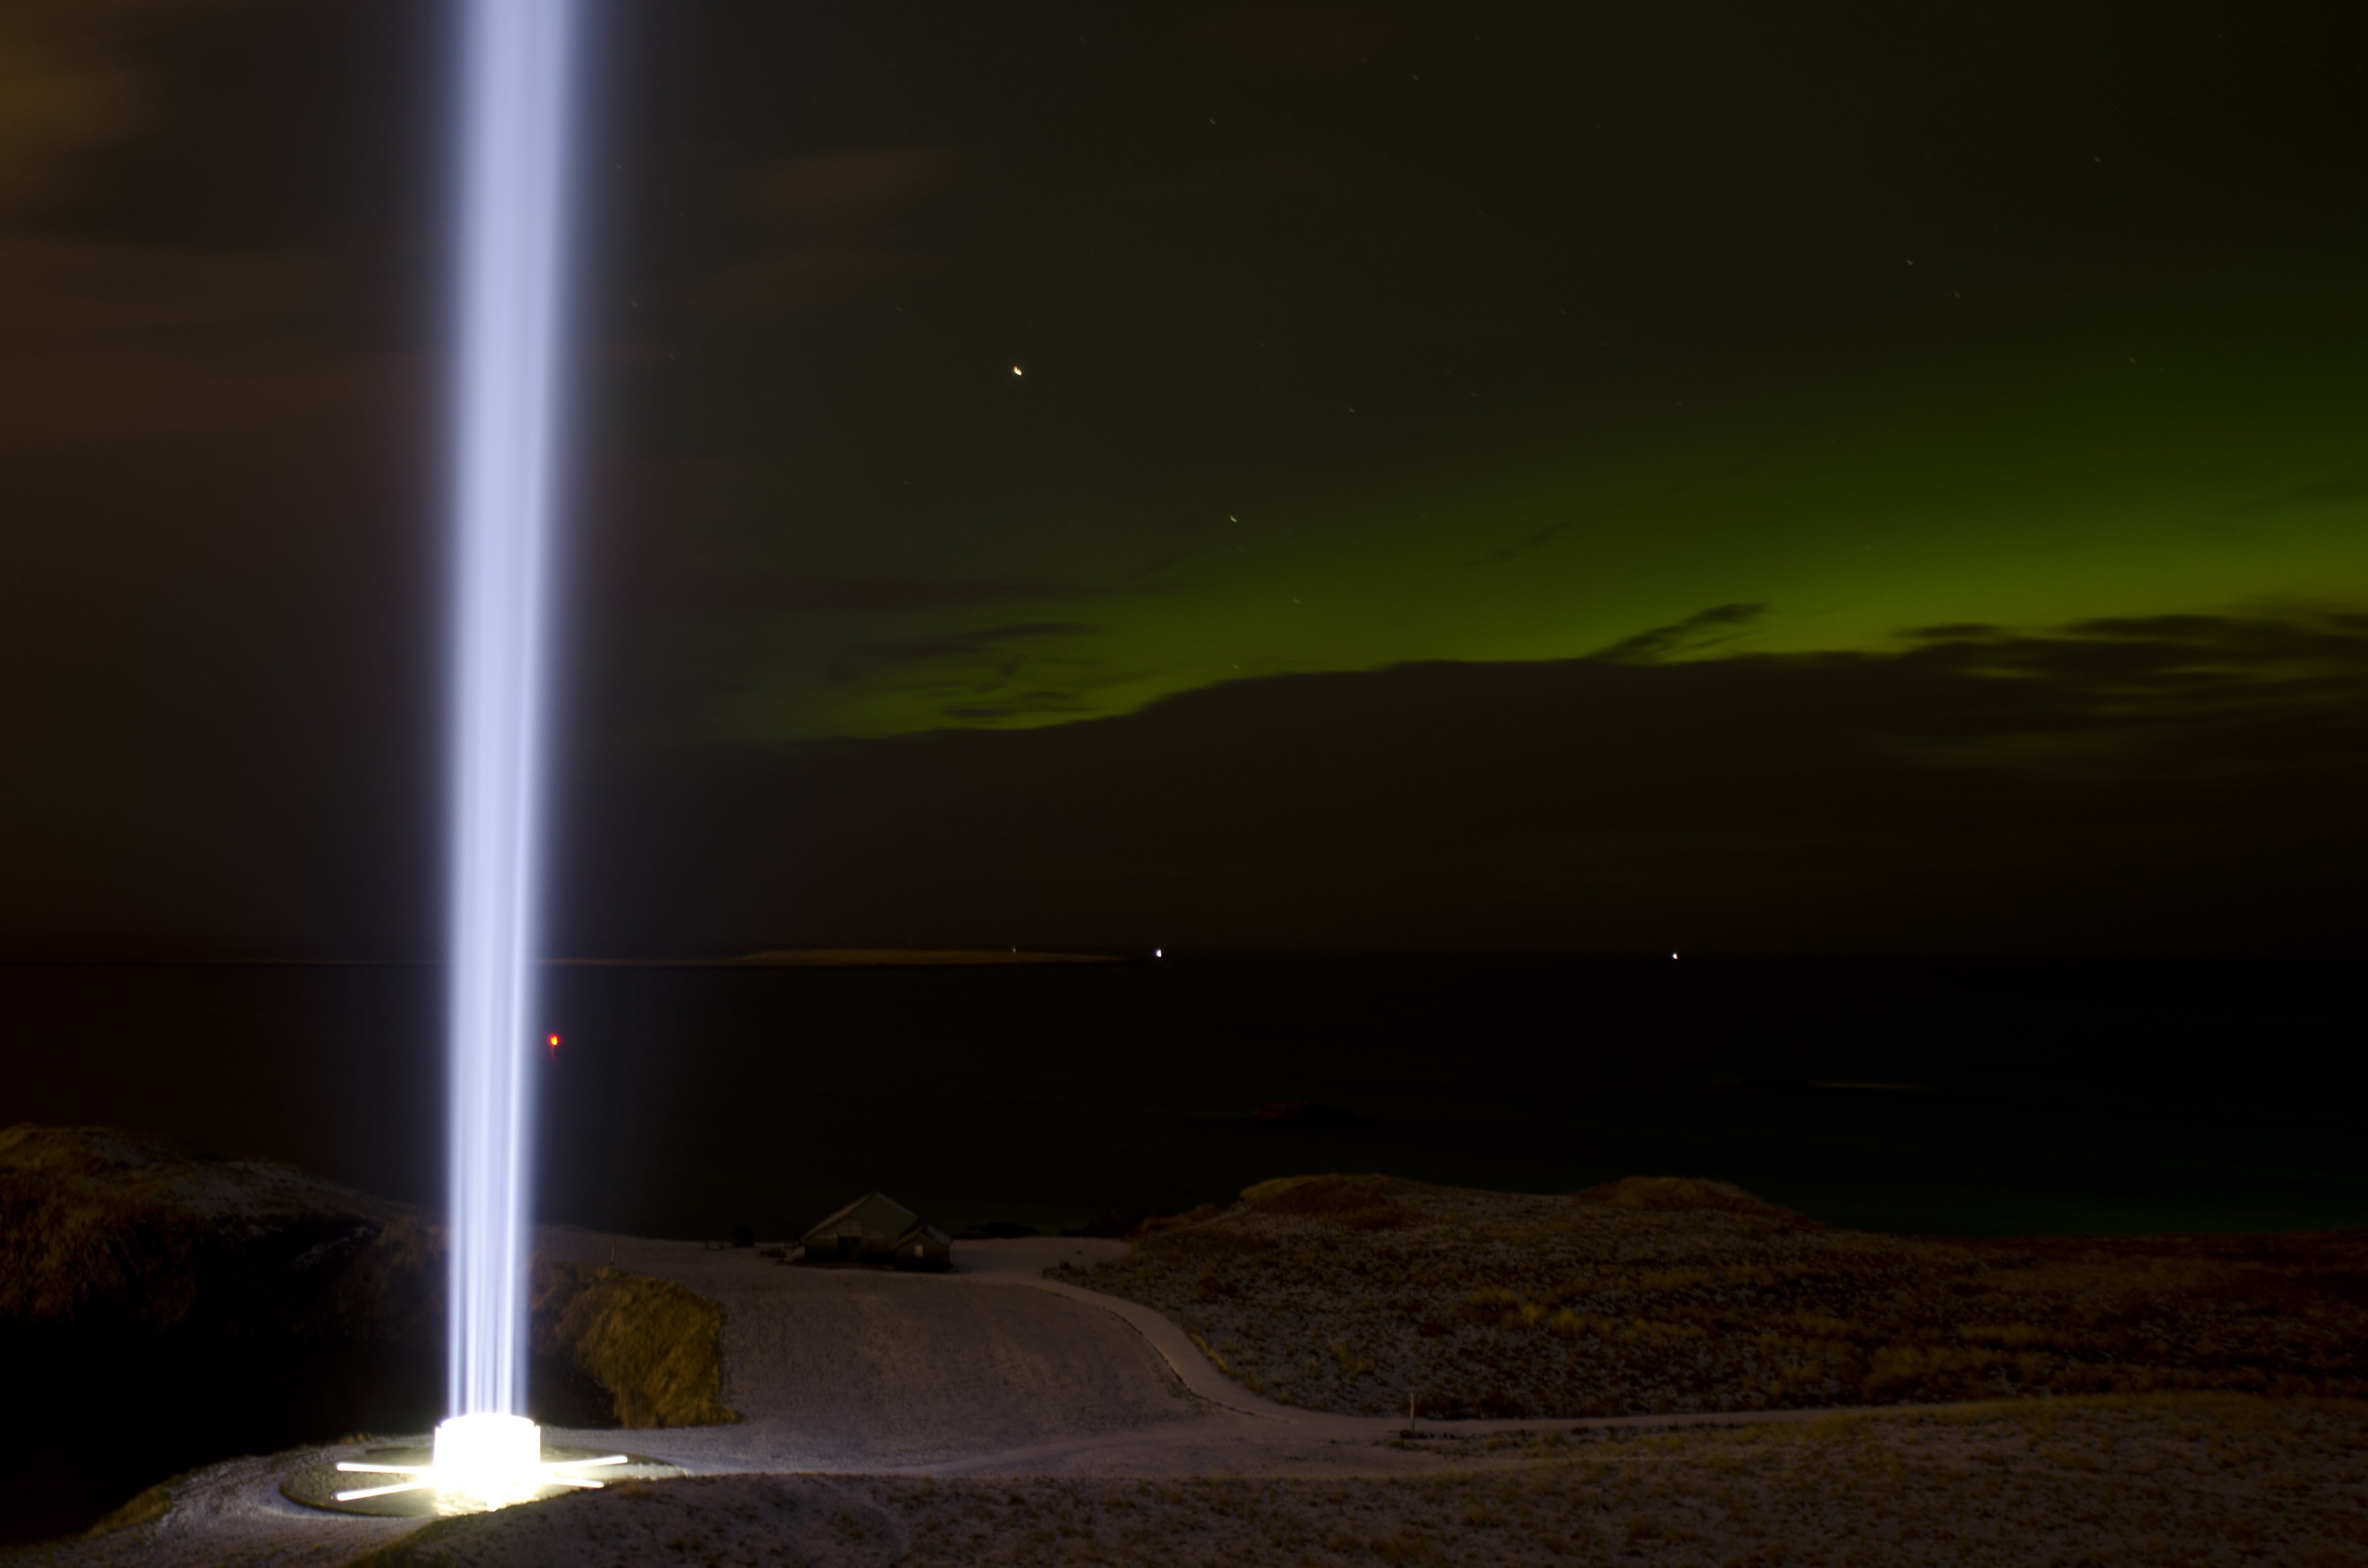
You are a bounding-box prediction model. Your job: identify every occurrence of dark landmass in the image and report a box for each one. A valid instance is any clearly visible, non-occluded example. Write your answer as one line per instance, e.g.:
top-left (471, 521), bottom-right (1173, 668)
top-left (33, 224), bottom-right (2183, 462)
top-left (1743, 1077), bottom-right (1932, 1095)
top-left (1057, 1173), bottom-right (2368, 1419)
top-left (955, 1220), bottom-right (1043, 1240)
top-left (0, 1125), bottom-right (732, 1545)
top-left (1064, 1203), bottom-right (1226, 1241)
top-left (1249, 1099), bottom-right (1366, 1128)
top-left (737, 949), bottom-right (1124, 967)
top-left (543, 948), bottom-right (1127, 968)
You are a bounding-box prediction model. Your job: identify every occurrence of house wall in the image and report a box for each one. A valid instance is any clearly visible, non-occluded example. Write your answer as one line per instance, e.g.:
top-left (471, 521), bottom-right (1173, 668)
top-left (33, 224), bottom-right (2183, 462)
top-left (797, 1227), bottom-right (947, 1270)
top-left (889, 1234), bottom-right (950, 1273)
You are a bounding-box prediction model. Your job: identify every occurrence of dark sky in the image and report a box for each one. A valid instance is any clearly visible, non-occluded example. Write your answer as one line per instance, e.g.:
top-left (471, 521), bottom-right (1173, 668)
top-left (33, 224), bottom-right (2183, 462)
top-left (5, 1), bottom-right (2366, 956)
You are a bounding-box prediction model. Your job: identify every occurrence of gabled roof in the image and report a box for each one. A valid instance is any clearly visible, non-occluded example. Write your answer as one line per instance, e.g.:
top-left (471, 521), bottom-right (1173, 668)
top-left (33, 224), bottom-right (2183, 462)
top-left (801, 1191), bottom-right (922, 1245)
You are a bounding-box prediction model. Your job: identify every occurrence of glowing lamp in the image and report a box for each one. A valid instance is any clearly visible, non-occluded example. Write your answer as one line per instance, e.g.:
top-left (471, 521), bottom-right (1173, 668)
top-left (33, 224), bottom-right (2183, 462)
top-left (331, 1415), bottom-right (628, 1508)
top-left (432, 1414), bottom-right (543, 1501)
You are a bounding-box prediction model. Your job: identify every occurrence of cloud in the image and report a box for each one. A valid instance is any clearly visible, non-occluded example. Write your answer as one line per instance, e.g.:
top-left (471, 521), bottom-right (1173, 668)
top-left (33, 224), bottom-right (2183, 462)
top-left (1474, 479), bottom-right (1705, 566)
top-left (836, 621), bottom-right (1098, 678)
top-left (595, 561), bottom-right (1188, 617)
top-left (0, 0), bottom-right (172, 211)
top-left (1477, 516), bottom-right (1580, 565)
top-left (0, 237), bottom-right (352, 447)
top-left (1591, 602), bottom-right (1767, 663)
top-left (790, 622), bottom-right (1116, 729)
top-left (691, 147), bottom-right (970, 309)
top-left (938, 690), bottom-right (1104, 722)
top-left (554, 611), bottom-right (2368, 955)
top-left (0, 2), bottom-right (379, 450)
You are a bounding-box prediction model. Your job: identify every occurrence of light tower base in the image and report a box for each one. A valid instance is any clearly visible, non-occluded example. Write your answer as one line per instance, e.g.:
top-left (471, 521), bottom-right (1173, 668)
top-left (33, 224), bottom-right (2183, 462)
top-left (424, 1414), bottom-right (550, 1508)
top-left (281, 1423), bottom-right (683, 1519)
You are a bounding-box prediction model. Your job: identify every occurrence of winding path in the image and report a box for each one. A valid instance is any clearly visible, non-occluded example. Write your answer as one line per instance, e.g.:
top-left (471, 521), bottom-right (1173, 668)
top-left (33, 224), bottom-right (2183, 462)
top-left (16, 1230), bottom-right (1955, 1567)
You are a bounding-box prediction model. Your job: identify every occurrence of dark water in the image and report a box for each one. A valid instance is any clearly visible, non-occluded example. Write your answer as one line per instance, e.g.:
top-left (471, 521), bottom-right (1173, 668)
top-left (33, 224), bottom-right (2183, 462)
top-left (6, 953), bottom-right (2364, 1240)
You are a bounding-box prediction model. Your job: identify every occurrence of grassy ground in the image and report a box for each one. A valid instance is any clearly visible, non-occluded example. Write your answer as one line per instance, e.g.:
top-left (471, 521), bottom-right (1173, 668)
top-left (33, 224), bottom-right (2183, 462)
top-left (1054, 1174), bottom-right (2368, 1418)
top-left (532, 1258), bottom-right (737, 1427)
top-left (1, 1123), bottom-right (735, 1434)
top-left (0, 1125), bottom-right (737, 1543)
top-left (358, 1395), bottom-right (2368, 1567)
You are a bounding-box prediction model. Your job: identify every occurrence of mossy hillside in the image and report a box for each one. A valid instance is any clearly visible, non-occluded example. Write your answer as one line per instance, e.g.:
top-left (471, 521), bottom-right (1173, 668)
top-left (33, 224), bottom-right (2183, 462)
top-left (533, 1259), bottom-right (737, 1427)
top-left (0, 1124), bottom-right (735, 1430)
top-left (1062, 1173), bottom-right (2368, 1418)
top-left (0, 1122), bottom-right (429, 1338)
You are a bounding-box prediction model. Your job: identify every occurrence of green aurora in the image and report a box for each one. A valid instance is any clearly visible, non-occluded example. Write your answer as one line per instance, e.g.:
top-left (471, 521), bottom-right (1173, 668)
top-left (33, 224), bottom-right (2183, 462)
top-left (534, 6), bottom-right (2368, 753)
top-left (703, 279), bottom-right (2368, 740)
top-left (8, 0), bottom-right (2368, 954)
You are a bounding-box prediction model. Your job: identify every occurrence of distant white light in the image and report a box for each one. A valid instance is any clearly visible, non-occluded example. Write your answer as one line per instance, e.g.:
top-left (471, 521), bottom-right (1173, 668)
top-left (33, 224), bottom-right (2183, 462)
top-left (1012, 365), bottom-right (1024, 376)
top-left (332, 1416), bottom-right (625, 1509)
top-left (1155, 948), bottom-right (1163, 958)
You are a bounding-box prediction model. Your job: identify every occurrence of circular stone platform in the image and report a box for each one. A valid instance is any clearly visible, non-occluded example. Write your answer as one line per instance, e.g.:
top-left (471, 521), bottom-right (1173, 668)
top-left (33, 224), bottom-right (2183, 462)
top-left (282, 1441), bottom-right (689, 1519)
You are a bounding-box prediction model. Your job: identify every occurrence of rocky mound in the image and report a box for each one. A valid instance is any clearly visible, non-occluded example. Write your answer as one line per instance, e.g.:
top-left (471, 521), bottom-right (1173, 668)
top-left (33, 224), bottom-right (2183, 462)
top-left (0, 1122), bottom-right (431, 1336)
top-left (0, 1125), bottom-right (731, 1546)
top-left (533, 1261), bottom-right (735, 1428)
top-left (1057, 1172), bottom-right (2368, 1419)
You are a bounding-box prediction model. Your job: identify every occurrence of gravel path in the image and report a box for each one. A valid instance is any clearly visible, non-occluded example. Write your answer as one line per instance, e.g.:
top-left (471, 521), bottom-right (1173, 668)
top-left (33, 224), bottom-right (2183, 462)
top-left (5, 1232), bottom-right (1942, 1566)
top-left (528, 1232), bottom-right (1209, 1471)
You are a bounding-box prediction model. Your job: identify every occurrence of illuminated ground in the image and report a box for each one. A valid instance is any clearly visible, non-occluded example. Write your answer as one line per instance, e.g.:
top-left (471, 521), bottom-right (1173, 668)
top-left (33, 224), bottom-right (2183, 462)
top-left (13, 1237), bottom-right (2363, 1565)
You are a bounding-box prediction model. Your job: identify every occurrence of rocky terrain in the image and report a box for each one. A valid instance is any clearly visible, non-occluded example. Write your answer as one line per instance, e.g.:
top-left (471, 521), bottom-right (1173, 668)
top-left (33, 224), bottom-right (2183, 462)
top-left (9, 1152), bottom-right (2364, 1565)
top-left (0, 1121), bottom-right (433, 1337)
top-left (347, 1394), bottom-right (2368, 1568)
top-left (0, 1124), bottom-right (731, 1544)
top-left (1056, 1173), bottom-right (2368, 1418)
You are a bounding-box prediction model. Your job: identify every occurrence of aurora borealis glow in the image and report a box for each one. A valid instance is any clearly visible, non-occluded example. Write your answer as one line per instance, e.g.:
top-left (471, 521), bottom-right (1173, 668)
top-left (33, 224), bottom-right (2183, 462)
top-left (1, 2), bottom-right (2365, 955)
top-left (701, 285), bottom-right (2368, 741)
top-left (557, 8), bottom-right (2368, 747)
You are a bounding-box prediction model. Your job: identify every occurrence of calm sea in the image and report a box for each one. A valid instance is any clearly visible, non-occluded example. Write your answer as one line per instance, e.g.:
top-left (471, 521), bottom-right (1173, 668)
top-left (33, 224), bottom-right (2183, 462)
top-left (5, 953), bottom-right (2362, 1241)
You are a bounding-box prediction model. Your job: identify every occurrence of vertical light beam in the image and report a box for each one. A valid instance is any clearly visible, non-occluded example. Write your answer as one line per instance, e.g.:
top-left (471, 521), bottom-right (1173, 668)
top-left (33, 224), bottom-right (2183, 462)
top-left (447, 0), bottom-right (575, 1419)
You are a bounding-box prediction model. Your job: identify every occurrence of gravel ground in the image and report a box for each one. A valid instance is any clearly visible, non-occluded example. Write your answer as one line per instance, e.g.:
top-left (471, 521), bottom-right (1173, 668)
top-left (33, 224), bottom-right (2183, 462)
top-left (1, 1233), bottom-right (1421, 1568)
top-left (14, 1229), bottom-right (2361, 1566)
top-left (357, 1396), bottom-right (2368, 1568)
top-left (522, 1231), bottom-right (1205, 1471)
top-left (1061, 1175), bottom-right (2368, 1418)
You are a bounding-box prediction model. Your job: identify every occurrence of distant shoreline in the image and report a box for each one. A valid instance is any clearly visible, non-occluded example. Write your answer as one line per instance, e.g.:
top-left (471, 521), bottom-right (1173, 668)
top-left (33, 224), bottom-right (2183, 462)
top-left (626, 948), bottom-right (1129, 968)
top-left (0, 948), bottom-right (1135, 969)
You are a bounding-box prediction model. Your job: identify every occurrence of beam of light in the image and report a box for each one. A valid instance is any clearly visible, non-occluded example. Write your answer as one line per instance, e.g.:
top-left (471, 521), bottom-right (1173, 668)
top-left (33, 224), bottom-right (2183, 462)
top-left (445, 0), bottom-right (577, 1422)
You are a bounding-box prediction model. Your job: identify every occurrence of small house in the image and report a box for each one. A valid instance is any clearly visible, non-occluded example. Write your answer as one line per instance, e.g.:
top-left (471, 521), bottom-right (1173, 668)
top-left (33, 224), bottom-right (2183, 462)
top-left (798, 1191), bottom-right (952, 1272)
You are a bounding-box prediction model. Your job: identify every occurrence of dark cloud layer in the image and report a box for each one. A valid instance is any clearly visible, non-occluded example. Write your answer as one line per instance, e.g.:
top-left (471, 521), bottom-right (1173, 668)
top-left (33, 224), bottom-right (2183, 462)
top-left (4, 3), bottom-right (2367, 956)
top-left (552, 614), bottom-right (2368, 956)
